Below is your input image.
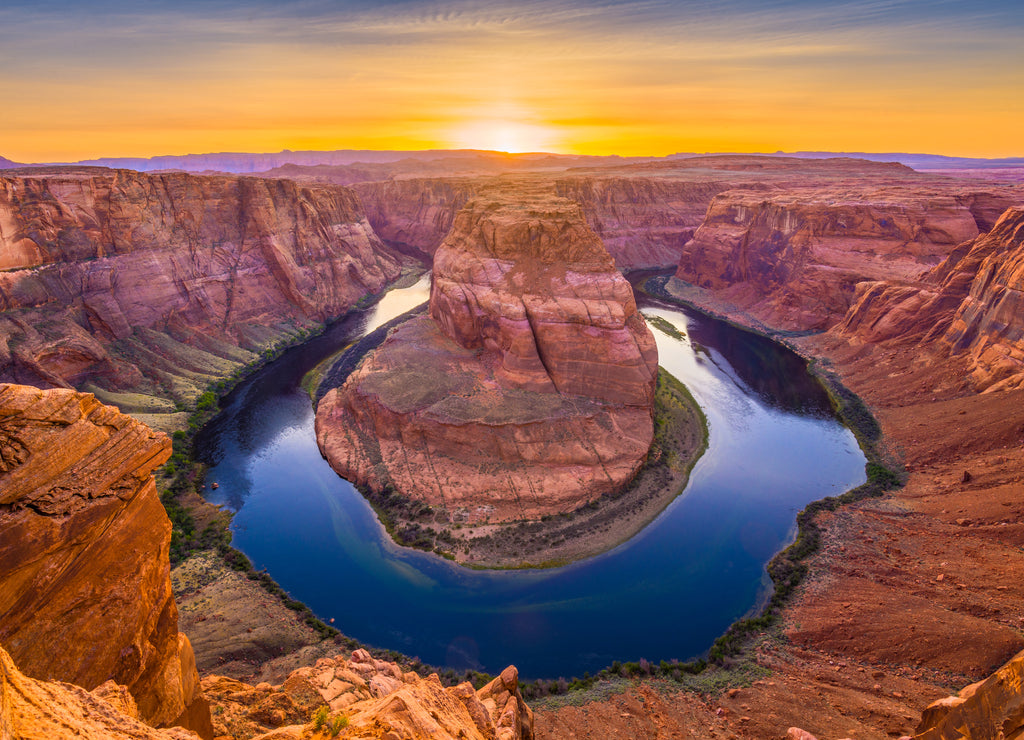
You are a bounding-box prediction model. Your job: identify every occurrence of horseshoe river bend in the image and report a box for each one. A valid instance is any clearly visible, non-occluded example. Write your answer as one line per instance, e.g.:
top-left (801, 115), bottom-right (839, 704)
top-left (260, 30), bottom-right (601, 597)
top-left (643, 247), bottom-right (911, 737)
top-left (195, 273), bottom-right (866, 679)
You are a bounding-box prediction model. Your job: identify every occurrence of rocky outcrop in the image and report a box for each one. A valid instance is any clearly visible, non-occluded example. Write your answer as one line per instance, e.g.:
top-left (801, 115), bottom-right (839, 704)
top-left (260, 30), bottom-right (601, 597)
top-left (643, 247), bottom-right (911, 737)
top-left (204, 649), bottom-right (533, 740)
top-left (674, 187), bottom-right (985, 331)
top-left (0, 383), bottom-right (211, 736)
top-left (838, 206), bottom-right (1024, 391)
top-left (0, 169), bottom-right (401, 407)
top-left (941, 207), bottom-right (1024, 391)
top-left (316, 191), bottom-right (658, 523)
top-left (353, 177), bottom-right (481, 257)
top-left (913, 647), bottom-right (1024, 739)
top-left (0, 645), bottom-right (201, 740)
top-left (553, 176), bottom-right (739, 268)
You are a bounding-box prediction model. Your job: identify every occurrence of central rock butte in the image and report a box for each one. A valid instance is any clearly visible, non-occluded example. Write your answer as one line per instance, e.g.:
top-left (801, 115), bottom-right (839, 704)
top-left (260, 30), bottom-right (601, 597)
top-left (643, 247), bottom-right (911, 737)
top-left (315, 189), bottom-right (658, 523)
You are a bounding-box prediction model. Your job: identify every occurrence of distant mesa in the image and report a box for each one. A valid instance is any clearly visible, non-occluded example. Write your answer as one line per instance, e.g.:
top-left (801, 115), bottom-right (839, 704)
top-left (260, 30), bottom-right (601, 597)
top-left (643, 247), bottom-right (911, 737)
top-left (315, 188), bottom-right (659, 523)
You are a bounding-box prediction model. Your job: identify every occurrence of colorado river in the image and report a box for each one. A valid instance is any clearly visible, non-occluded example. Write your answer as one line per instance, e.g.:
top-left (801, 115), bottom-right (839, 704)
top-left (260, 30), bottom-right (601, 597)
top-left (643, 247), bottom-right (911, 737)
top-left (195, 273), bottom-right (865, 679)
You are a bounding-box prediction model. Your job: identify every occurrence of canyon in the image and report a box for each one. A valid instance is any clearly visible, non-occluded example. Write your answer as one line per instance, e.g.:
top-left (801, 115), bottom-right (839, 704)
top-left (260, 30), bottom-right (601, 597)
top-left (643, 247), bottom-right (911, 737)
top-left (2, 152), bottom-right (1024, 739)
top-left (315, 188), bottom-right (659, 524)
top-left (0, 383), bottom-right (534, 740)
top-left (0, 168), bottom-right (401, 430)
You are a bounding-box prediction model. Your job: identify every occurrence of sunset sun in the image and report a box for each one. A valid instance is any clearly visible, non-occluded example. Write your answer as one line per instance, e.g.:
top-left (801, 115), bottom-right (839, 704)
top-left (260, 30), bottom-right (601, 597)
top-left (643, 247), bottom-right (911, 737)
top-left (448, 120), bottom-right (564, 154)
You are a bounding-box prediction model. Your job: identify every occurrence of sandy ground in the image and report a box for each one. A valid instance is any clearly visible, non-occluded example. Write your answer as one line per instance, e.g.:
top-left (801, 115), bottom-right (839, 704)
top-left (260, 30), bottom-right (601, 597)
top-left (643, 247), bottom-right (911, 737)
top-left (173, 552), bottom-right (348, 685)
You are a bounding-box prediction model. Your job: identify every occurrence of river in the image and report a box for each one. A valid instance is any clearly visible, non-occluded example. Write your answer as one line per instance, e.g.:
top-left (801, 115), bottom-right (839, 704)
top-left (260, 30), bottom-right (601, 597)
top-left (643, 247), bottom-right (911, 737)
top-left (195, 273), bottom-right (865, 679)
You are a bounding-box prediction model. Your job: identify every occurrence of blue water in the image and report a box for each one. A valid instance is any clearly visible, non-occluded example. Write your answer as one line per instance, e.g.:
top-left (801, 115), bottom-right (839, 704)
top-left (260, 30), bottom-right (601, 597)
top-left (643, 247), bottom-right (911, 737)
top-left (195, 274), bottom-right (865, 679)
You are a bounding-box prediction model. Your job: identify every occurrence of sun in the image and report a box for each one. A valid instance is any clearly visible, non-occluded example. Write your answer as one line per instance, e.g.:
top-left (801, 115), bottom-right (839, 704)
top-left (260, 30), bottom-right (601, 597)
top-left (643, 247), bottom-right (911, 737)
top-left (448, 120), bottom-right (563, 154)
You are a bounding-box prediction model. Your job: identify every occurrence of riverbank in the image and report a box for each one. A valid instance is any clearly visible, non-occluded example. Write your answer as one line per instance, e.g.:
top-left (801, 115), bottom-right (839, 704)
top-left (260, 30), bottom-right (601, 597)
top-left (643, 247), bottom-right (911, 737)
top-left (159, 273), bottom-right (438, 679)
top-left (353, 366), bottom-right (708, 569)
top-left (174, 267), bottom-right (904, 712)
top-left (533, 281), bottom-right (1024, 739)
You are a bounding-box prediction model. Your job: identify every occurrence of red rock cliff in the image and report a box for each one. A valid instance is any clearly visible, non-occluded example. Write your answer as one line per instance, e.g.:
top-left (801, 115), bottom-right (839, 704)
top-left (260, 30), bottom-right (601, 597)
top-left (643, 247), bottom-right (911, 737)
top-left (553, 176), bottom-right (737, 269)
top-left (316, 191), bottom-right (658, 523)
top-left (839, 206), bottom-right (1024, 391)
top-left (674, 187), bottom-right (986, 331)
top-left (0, 169), bottom-right (401, 404)
top-left (353, 177), bottom-right (480, 257)
top-left (0, 383), bottom-right (211, 737)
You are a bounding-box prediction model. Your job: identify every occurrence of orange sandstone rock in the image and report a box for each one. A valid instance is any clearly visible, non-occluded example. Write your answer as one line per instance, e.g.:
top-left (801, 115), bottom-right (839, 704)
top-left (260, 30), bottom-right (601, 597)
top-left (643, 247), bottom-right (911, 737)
top-left (0, 383), bottom-right (211, 737)
top-left (205, 650), bottom-right (533, 740)
top-left (0, 645), bottom-right (200, 740)
top-left (317, 192), bottom-right (657, 523)
top-left (914, 647), bottom-right (1024, 739)
top-left (838, 206), bottom-right (1024, 391)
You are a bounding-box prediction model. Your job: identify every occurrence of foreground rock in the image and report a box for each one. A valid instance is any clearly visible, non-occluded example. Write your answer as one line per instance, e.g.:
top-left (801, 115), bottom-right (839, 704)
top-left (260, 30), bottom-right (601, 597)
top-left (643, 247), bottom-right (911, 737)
top-left (0, 383), bottom-right (211, 736)
top-left (316, 191), bottom-right (657, 523)
top-left (0, 169), bottom-right (400, 419)
top-left (914, 647), bottom-right (1024, 739)
top-left (0, 645), bottom-right (200, 740)
top-left (204, 648), bottom-right (533, 740)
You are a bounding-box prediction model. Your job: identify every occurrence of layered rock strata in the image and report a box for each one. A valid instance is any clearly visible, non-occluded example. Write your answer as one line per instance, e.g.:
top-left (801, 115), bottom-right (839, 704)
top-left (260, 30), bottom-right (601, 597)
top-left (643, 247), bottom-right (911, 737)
top-left (553, 176), bottom-right (739, 268)
top-left (0, 383), bottom-right (211, 736)
top-left (674, 187), bottom-right (987, 331)
top-left (839, 206), bottom-right (1024, 391)
top-left (0, 645), bottom-right (200, 740)
top-left (204, 649), bottom-right (533, 740)
top-left (0, 169), bottom-right (400, 409)
top-left (353, 177), bottom-right (480, 258)
top-left (914, 647), bottom-right (1024, 739)
top-left (317, 193), bottom-right (658, 523)
top-left (355, 175), bottom-right (735, 270)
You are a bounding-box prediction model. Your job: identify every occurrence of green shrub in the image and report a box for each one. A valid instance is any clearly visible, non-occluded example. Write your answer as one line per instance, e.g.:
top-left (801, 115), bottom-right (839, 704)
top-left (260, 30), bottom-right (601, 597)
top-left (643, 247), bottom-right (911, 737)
top-left (327, 714), bottom-right (348, 736)
top-left (311, 705), bottom-right (329, 731)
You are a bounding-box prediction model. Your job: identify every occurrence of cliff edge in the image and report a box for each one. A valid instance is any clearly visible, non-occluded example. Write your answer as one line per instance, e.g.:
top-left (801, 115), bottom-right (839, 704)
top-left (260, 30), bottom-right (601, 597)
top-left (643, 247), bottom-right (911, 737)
top-left (0, 169), bottom-right (401, 422)
top-left (0, 383), bottom-right (212, 736)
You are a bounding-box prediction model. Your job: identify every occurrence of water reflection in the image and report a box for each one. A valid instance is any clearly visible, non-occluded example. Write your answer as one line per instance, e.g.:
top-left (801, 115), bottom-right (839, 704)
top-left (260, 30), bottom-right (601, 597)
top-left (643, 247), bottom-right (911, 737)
top-left (194, 276), bottom-right (865, 678)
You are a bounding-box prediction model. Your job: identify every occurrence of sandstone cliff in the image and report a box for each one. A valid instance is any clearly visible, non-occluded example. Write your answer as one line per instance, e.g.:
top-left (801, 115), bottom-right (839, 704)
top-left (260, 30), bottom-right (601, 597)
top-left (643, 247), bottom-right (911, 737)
top-left (913, 647), bottom-right (1024, 739)
top-left (673, 187), bottom-right (993, 331)
top-left (353, 177), bottom-right (481, 257)
top-left (553, 176), bottom-right (741, 268)
top-left (0, 169), bottom-right (401, 413)
top-left (941, 207), bottom-right (1024, 391)
top-left (0, 383), bottom-right (211, 736)
top-left (839, 206), bottom-right (1024, 391)
top-left (204, 649), bottom-right (533, 740)
top-left (355, 174), bottom-right (736, 270)
top-left (316, 191), bottom-right (658, 523)
top-left (0, 645), bottom-right (201, 740)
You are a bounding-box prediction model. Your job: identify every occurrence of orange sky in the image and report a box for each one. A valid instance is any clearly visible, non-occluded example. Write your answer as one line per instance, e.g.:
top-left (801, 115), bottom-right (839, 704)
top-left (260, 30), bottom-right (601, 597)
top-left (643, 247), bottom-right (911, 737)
top-left (2, 1), bottom-right (1022, 162)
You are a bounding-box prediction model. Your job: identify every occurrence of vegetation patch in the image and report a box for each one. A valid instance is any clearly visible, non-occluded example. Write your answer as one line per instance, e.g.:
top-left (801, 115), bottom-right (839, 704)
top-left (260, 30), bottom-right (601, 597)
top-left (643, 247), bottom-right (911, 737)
top-left (644, 313), bottom-right (686, 341)
top-left (353, 366), bottom-right (708, 569)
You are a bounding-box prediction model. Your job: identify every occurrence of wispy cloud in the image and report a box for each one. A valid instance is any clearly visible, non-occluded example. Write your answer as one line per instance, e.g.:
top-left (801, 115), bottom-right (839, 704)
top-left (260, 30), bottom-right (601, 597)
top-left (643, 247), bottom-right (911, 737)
top-left (1, 0), bottom-right (1021, 159)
